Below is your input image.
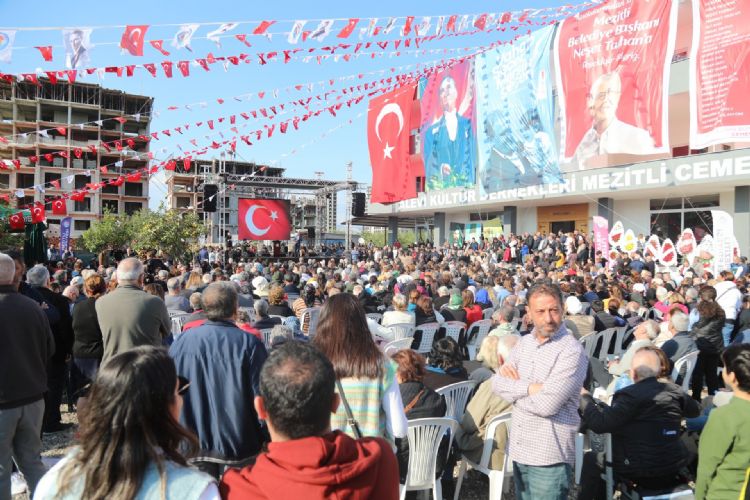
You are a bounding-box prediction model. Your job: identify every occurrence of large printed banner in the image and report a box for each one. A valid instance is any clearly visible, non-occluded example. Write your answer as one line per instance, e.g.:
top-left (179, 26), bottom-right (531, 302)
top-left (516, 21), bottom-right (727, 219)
top-left (690, 0), bottom-right (750, 148)
top-left (476, 25), bottom-right (559, 195)
top-left (238, 199), bottom-right (291, 241)
top-left (592, 215), bottom-right (610, 264)
top-left (420, 61), bottom-right (477, 191)
top-left (711, 210), bottom-right (734, 278)
top-left (555, 0), bottom-right (677, 169)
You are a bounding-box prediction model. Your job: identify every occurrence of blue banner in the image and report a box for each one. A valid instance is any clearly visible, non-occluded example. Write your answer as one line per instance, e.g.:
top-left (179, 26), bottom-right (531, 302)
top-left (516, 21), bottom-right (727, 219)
top-left (60, 216), bottom-right (72, 252)
top-left (476, 25), bottom-right (560, 195)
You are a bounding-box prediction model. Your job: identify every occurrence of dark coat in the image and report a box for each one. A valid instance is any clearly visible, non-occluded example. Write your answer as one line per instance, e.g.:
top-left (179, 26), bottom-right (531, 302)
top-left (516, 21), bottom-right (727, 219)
top-left (580, 377), bottom-right (701, 479)
top-left (169, 320), bottom-right (268, 460)
top-left (691, 313), bottom-right (725, 354)
top-left (36, 286), bottom-right (73, 365)
top-left (396, 381), bottom-right (447, 482)
top-left (71, 297), bottom-right (103, 360)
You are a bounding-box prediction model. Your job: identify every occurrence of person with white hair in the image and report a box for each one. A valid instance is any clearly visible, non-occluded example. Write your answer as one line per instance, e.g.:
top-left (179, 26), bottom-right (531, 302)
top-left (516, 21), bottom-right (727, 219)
top-left (95, 258), bottom-right (171, 364)
top-left (456, 335), bottom-right (518, 470)
top-left (27, 264), bottom-right (74, 433)
top-left (564, 295), bottom-right (595, 339)
top-left (165, 277), bottom-right (191, 313)
top-left (381, 294), bottom-right (415, 328)
top-left (0, 254), bottom-right (54, 498)
top-left (660, 310), bottom-right (697, 367)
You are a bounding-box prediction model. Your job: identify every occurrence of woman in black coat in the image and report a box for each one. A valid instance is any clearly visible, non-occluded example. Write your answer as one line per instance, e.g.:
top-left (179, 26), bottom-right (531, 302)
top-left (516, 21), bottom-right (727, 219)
top-left (71, 275), bottom-right (107, 397)
top-left (689, 286), bottom-right (726, 401)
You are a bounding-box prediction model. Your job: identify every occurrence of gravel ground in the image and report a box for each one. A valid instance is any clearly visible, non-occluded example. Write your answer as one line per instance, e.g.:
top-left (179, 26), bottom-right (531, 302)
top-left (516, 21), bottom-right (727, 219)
top-left (14, 404), bottom-right (579, 500)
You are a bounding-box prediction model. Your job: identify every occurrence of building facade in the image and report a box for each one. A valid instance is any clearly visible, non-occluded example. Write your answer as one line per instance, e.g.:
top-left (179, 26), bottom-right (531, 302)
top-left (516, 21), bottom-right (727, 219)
top-left (0, 78), bottom-right (152, 241)
top-left (367, 1), bottom-right (750, 254)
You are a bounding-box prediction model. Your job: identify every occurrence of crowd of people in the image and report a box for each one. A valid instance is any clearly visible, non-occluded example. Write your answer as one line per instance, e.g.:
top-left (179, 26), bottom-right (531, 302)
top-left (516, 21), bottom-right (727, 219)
top-left (1, 230), bottom-right (749, 500)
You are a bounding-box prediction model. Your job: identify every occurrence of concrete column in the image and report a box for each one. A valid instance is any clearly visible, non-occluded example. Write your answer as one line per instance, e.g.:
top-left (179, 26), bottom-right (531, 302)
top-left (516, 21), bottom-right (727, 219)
top-left (433, 212), bottom-right (446, 245)
top-left (502, 206), bottom-right (517, 234)
top-left (735, 186), bottom-right (750, 255)
top-left (387, 216), bottom-right (399, 245)
top-left (598, 197), bottom-right (614, 227)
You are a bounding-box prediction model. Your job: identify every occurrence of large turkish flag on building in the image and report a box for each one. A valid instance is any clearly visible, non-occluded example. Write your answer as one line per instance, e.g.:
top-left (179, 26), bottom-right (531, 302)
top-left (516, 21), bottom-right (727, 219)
top-left (367, 83), bottom-right (418, 204)
top-left (238, 199), bottom-right (291, 241)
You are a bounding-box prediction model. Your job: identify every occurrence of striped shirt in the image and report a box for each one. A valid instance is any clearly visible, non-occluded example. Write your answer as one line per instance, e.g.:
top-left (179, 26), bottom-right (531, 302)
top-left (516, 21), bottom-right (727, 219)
top-left (492, 326), bottom-right (588, 466)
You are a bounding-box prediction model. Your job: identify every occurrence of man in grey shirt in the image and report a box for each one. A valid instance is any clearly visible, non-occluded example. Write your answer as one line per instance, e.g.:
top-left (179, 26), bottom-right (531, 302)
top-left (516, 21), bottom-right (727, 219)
top-left (97, 258), bottom-right (171, 364)
top-left (165, 277), bottom-right (191, 313)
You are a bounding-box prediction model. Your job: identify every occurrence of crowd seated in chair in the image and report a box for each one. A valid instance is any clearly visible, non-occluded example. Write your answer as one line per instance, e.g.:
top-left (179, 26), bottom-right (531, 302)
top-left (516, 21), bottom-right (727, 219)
top-left (488, 305), bottom-right (517, 338)
top-left (423, 337), bottom-right (468, 391)
top-left (577, 347), bottom-right (701, 500)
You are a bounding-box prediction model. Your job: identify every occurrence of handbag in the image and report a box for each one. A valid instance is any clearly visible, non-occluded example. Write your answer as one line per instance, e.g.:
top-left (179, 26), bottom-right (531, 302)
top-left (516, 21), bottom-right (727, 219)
top-left (336, 379), bottom-right (363, 439)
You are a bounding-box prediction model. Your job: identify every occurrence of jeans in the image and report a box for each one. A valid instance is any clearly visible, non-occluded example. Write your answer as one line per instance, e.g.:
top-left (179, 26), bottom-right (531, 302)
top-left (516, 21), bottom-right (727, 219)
top-left (513, 461), bottom-right (571, 500)
top-left (0, 399), bottom-right (47, 500)
top-left (721, 322), bottom-right (734, 347)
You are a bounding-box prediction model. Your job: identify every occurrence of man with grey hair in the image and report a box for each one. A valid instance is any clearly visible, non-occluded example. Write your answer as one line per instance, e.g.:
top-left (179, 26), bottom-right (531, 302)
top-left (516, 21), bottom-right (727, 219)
top-left (578, 348), bottom-right (700, 499)
top-left (96, 257), bottom-right (171, 364)
top-left (252, 299), bottom-right (281, 330)
top-left (456, 335), bottom-right (518, 470)
top-left (489, 305), bottom-right (516, 337)
top-left (0, 254), bottom-right (54, 498)
top-left (27, 264), bottom-right (74, 433)
top-left (165, 277), bottom-right (191, 313)
top-left (660, 310), bottom-right (697, 368)
top-left (169, 282), bottom-right (267, 470)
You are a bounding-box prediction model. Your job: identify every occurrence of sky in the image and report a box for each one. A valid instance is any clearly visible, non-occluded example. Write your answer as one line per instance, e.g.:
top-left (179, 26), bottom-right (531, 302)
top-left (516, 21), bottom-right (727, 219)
top-left (0, 0), bottom-right (580, 213)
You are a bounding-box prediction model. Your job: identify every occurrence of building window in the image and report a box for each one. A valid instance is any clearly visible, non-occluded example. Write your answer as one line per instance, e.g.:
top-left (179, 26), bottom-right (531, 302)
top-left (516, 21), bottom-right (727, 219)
top-left (101, 183), bottom-right (119, 194)
top-left (124, 182), bottom-right (143, 197)
top-left (16, 173), bottom-right (35, 189)
top-left (175, 196), bottom-right (191, 208)
top-left (74, 220), bottom-right (91, 231)
top-left (74, 198), bottom-right (92, 212)
top-left (124, 201), bottom-right (143, 215)
top-left (44, 172), bottom-right (61, 185)
top-left (102, 199), bottom-right (119, 213)
top-left (75, 175), bottom-right (88, 189)
top-left (649, 195), bottom-right (718, 243)
top-left (0, 173), bottom-right (9, 188)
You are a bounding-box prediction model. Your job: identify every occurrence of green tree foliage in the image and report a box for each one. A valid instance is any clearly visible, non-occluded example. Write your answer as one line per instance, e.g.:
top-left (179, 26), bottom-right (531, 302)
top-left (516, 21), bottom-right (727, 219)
top-left (80, 210), bottom-right (134, 254)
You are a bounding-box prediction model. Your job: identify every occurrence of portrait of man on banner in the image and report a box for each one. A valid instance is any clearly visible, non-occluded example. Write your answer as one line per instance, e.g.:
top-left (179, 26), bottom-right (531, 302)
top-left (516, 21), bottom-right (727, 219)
top-left (555, 0), bottom-right (677, 170)
top-left (476, 25), bottom-right (559, 194)
top-left (62, 28), bottom-right (92, 70)
top-left (420, 61), bottom-right (477, 191)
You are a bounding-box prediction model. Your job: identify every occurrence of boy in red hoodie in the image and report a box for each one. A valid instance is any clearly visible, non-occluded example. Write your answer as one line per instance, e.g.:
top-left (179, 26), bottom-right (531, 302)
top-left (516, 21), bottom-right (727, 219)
top-left (220, 341), bottom-right (399, 499)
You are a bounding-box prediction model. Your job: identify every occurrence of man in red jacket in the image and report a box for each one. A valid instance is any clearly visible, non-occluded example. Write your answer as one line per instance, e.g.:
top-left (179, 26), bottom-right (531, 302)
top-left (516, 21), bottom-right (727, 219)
top-left (220, 341), bottom-right (399, 499)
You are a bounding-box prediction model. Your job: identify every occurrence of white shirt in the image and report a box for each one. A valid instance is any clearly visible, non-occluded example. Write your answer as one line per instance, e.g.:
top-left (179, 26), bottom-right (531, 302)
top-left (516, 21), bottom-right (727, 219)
top-left (713, 280), bottom-right (742, 320)
top-left (574, 118), bottom-right (658, 169)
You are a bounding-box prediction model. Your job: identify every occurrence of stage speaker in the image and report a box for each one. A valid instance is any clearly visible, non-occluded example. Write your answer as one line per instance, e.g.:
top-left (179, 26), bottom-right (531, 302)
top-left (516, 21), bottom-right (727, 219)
top-left (307, 226), bottom-right (315, 239)
top-left (352, 192), bottom-right (366, 217)
top-left (203, 184), bottom-right (218, 212)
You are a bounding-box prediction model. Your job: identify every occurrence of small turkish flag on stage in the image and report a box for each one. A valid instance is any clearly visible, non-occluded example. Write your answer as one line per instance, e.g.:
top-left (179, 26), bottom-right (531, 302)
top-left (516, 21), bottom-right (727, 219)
top-left (8, 212), bottom-right (25, 230)
top-left (367, 83), bottom-right (418, 204)
top-left (237, 199), bottom-right (291, 241)
top-left (120, 25), bottom-right (149, 56)
top-left (30, 204), bottom-right (46, 223)
top-left (51, 198), bottom-right (67, 215)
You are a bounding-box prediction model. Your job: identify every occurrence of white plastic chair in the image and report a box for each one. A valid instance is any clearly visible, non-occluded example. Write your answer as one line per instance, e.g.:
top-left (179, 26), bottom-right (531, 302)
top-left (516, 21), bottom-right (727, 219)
top-left (260, 328), bottom-right (274, 348)
top-left (436, 380), bottom-right (478, 422)
top-left (366, 312), bottom-right (383, 324)
top-left (580, 334), bottom-right (599, 358)
top-left (400, 417), bottom-right (458, 500)
top-left (465, 319), bottom-right (494, 359)
top-left (671, 351), bottom-right (699, 392)
top-left (413, 322), bottom-right (441, 354)
top-left (483, 308), bottom-right (495, 320)
top-left (454, 412), bottom-right (513, 500)
top-left (388, 323), bottom-right (416, 342)
top-left (383, 337), bottom-right (414, 356)
top-left (170, 313), bottom-right (189, 338)
top-left (597, 327), bottom-right (624, 361)
top-left (443, 321), bottom-right (466, 344)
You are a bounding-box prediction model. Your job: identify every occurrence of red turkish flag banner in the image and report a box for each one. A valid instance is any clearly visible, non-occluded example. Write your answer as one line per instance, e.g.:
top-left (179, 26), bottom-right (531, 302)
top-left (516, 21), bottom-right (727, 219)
top-left (149, 39), bottom-right (170, 56)
top-left (51, 198), bottom-right (67, 215)
top-left (35, 46), bottom-right (53, 61)
top-left (237, 199), bottom-right (291, 241)
top-left (8, 212), bottom-right (25, 230)
top-left (30, 204), bottom-right (45, 223)
top-left (120, 25), bottom-right (150, 56)
top-left (367, 83), bottom-right (417, 204)
top-left (252, 21), bottom-right (275, 35)
top-left (337, 18), bottom-right (360, 38)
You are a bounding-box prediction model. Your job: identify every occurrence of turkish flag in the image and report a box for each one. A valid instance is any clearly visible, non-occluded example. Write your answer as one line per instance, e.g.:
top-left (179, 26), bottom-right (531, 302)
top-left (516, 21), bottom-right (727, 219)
top-left (30, 204), bottom-right (45, 223)
top-left (8, 212), bottom-right (25, 230)
top-left (51, 198), bottom-right (67, 215)
top-left (120, 25), bottom-right (149, 56)
top-left (367, 83), bottom-right (418, 204)
top-left (237, 199), bottom-right (291, 241)
top-left (337, 18), bottom-right (360, 38)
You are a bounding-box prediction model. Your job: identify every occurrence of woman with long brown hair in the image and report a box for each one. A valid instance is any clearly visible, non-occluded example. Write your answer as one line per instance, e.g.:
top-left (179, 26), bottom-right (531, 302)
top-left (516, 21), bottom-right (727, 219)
top-left (312, 293), bottom-right (407, 444)
top-left (690, 286), bottom-right (726, 401)
top-left (35, 346), bottom-right (217, 499)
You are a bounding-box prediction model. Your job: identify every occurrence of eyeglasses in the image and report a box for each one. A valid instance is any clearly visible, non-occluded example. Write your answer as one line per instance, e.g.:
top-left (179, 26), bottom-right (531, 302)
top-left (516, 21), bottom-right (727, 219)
top-left (177, 376), bottom-right (190, 395)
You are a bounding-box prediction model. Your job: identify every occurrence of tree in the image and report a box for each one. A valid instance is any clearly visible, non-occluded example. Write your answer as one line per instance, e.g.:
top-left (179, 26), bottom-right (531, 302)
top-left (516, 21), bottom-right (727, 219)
top-left (80, 210), bottom-right (134, 254)
top-left (129, 205), bottom-right (206, 261)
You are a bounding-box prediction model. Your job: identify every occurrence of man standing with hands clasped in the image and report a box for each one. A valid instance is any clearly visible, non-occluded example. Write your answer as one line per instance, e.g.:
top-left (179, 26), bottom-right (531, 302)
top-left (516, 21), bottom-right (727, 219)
top-left (493, 283), bottom-right (588, 499)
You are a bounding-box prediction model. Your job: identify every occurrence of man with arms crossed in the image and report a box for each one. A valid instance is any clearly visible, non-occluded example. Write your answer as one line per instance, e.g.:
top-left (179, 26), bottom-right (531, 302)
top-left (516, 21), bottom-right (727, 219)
top-left (493, 283), bottom-right (588, 499)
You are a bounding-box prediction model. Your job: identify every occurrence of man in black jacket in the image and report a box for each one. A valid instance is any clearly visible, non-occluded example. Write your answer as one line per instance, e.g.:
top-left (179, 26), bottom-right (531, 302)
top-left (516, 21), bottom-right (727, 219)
top-left (0, 254), bottom-right (54, 498)
top-left (577, 348), bottom-right (701, 499)
top-left (27, 264), bottom-right (74, 433)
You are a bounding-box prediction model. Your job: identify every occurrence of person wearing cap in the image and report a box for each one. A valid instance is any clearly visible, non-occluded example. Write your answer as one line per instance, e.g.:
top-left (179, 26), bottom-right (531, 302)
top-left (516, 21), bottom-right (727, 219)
top-left (0, 254), bottom-right (54, 498)
top-left (564, 296), bottom-right (595, 339)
